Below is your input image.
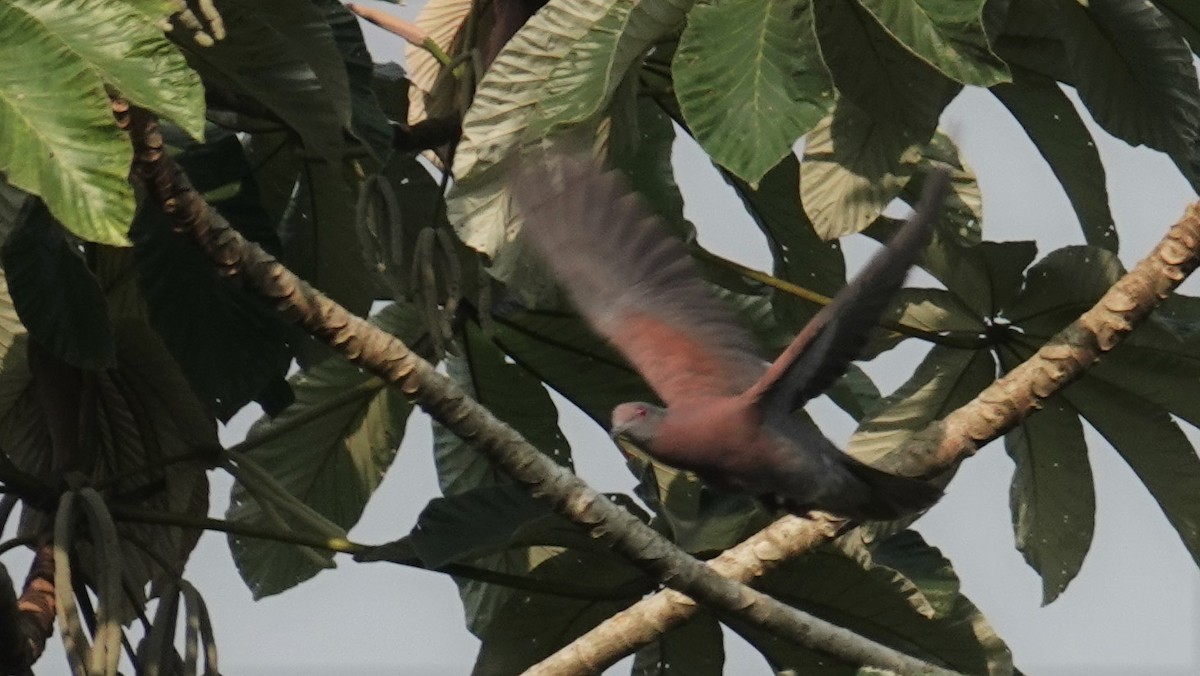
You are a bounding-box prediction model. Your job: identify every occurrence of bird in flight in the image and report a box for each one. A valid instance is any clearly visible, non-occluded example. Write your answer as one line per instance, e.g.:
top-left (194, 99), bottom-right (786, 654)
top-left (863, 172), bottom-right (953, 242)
top-left (510, 152), bottom-right (948, 521)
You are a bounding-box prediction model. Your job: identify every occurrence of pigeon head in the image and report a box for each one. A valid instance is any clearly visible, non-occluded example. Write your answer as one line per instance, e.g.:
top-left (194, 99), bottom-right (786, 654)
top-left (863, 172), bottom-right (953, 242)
top-left (610, 402), bottom-right (668, 447)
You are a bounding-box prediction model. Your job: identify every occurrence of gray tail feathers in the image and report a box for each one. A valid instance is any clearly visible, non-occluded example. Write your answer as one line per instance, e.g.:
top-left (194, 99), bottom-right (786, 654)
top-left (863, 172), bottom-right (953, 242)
top-left (839, 456), bottom-right (943, 521)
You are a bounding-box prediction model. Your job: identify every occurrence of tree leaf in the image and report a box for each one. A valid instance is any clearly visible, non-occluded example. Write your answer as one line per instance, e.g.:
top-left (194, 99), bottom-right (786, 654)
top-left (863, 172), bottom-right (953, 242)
top-left (130, 134), bottom-right (294, 419)
top-left (800, 0), bottom-right (959, 238)
top-left (916, 237), bottom-right (1037, 320)
top-left (855, 0), bottom-right (1009, 86)
top-left (405, 0), bottom-right (472, 125)
top-left (1003, 246), bottom-right (1122, 327)
top-left (227, 303), bottom-right (422, 598)
top-left (0, 1), bottom-right (134, 245)
top-left (633, 612), bottom-right (725, 676)
top-left (899, 132), bottom-right (983, 246)
top-left (448, 0), bottom-right (616, 291)
top-left (1056, 0), bottom-right (1200, 188)
top-left (470, 549), bottom-right (644, 676)
top-left (0, 200), bottom-right (114, 370)
top-left (1002, 391), bottom-right (1093, 604)
top-left (991, 67), bottom-right (1116, 251)
top-left (312, 0), bottom-right (394, 162)
top-left (675, 0), bottom-right (833, 184)
top-left (1063, 377), bottom-right (1200, 569)
top-left (1153, 0), bottom-right (1200, 56)
top-left (12, 0), bottom-right (205, 139)
top-left (722, 152), bottom-right (846, 331)
top-left (848, 346), bottom-right (995, 466)
top-left (531, 0), bottom-right (693, 139)
top-left (174, 0), bottom-right (351, 161)
top-left (732, 536), bottom-right (999, 674)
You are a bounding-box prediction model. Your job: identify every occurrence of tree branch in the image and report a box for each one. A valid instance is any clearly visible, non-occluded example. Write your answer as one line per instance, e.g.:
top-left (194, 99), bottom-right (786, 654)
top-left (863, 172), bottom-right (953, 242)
top-left (115, 100), bottom-right (960, 675)
top-left (527, 205), bottom-right (1200, 674)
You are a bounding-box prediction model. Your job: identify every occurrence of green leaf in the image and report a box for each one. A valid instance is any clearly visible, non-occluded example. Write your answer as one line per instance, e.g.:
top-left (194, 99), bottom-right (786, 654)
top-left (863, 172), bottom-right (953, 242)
top-left (227, 303), bottom-right (421, 598)
top-left (824, 364), bottom-right (882, 422)
top-left (801, 0), bottom-right (959, 238)
top-left (449, 0), bottom-right (616, 292)
top-left (900, 132), bottom-right (983, 246)
top-left (530, 0), bottom-right (693, 138)
top-left (633, 613), bottom-right (725, 676)
top-left (848, 346), bottom-right (995, 466)
top-left (733, 536), bottom-right (1000, 674)
top-left (12, 0), bottom-right (205, 139)
top-left (992, 68), bottom-right (1116, 251)
top-left (470, 549), bottom-right (644, 676)
top-left (855, 0), bottom-right (1009, 86)
top-left (0, 200), bottom-right (114, 370)
top-left (0, 1), bottom-right (134, 245)
top-left (1003, 246), bottom-right (1122, 326)
top-left (919, 237), bottom-right (1038, 320)
top-left (435, 320), bottom-right (572, 496)
top-left (675, 0), bottom-right (834, 184)
top-left (1063, 377), bottom-right (1200, 569)
top-left (1057, 0), bottom-right (1200, 188)
top-left (1154, 0), bottom-right (1200, 56)
top-left (1002, 392), bottom-right (1093, 604)
top-left (175, 0), bottom-right (351, 161)
top-left (722, 152), bottom-right (846, 331)
top-left (130, 134), bottom-right (294, 419)
top-left (433, 319), bottom-right (575, 635)
top-left (489, 306), bottom-right (654, 427)
top-left (311, 0), bottom-right (394, 162)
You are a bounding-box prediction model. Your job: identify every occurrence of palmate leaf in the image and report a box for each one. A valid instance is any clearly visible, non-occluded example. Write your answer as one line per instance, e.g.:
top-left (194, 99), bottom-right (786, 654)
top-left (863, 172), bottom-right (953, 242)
top-left (1002, 394), bottom-right (1093, 604)
top-left (405, 0), bottom-right (472, 125)
top-left (0, 2), bottom-right (133, 246)
top-left (674, 0), bottom-right (833, 184)
top-left (991, 68), bottom-right (1117, 251)
top-left (732, 531), bottom-right (1011, 675)
top-left (0, 199), bottom-right (115, 370)
top-left (131, 132), bottom-right (294, 419)
top-left (855, 0), bottom-right (1009, 87)
top-left (531, 0), bottom-right (693, 140)
top-left (432, 319), bottom-right (570, 636)
top-left (1002, 0), bottom-right (1200, 190)
top-left (176, 0), bottom-right (351, 162)
top-left (1002, 246), bottom-right (1200, 573)
top-left (632, 613), bottom-right (725, 676)
top-left (801, 0), bottom-right (959, 238)
top-left (312, 0), bottom-right (394, 163)
top-left (227, 303), bottom-right (423, 598)
top-left (448, 0), bottom-right (619, 294)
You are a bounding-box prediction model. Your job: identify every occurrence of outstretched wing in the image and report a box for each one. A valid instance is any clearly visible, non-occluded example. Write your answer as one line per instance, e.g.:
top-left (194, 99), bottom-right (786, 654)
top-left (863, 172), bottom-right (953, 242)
top-left (749, 170), bottom-right (951, 421)
top-left (510, 152), bottom-right (765, 405)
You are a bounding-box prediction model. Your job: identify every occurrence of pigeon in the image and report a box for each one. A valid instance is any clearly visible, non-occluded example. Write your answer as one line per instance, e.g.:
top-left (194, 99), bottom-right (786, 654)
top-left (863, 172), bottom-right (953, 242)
top-left (510, 152), bottom-right (948, 520)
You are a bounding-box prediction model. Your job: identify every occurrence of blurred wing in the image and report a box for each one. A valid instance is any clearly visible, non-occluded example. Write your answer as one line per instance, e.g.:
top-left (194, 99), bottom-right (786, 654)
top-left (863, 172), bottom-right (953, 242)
top-left (749, 170), bottom-right (951, 420)
top-left (510, 152), bottom-right (764, 405)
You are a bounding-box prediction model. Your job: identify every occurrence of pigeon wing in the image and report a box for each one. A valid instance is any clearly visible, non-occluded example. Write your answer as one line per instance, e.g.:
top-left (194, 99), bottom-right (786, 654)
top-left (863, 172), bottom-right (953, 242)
top-left (510, 153), bottom-right (765, 406)
top-left (748, 170), bottom-right (951, 421)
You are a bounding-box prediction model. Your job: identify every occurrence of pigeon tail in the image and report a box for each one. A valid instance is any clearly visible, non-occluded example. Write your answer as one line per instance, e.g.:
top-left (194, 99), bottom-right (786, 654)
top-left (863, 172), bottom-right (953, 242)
top-left (836, 456), bottom-right (942, 521)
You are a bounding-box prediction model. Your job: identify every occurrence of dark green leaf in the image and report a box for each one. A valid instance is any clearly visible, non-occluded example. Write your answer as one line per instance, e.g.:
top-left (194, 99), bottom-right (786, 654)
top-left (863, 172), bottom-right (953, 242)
top-left (1063, 377), bottom-right (1200, 568)
top-left (130, 135), bottom-right (293, 419)
top-left (856, 0), bottom-right (1009, 86)
top-left (1002, 389), bottom-right (1094, 604)
top-left (849, 346), bottom-right (996, 466)
top-left (633, 612), bottom-right (725, 676)
top-left (0, 200), bottom-right (114, 370)
top-left (675, 0), bottom-right (834, 183)
top-left (992, 68), bottom-right (1117, 251)
top-left (311, 0), bottom-right (394, 162)
top-left (470, 549), bottom-right (644, 676)
top-left (802, 0), bottom-right (959, 238)
top-left (227, 303), bottom-right (421, 598)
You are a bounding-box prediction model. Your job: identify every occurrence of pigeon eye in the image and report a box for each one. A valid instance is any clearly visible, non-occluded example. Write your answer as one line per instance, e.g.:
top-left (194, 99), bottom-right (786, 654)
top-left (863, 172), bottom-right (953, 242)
top-left (636, 407), bottom-right (647, 418)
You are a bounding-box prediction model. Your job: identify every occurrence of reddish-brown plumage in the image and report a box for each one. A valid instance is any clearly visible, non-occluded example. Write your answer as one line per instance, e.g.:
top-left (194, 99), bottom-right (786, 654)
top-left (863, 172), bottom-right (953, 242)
top-left (512, 152), bottom-right (950, 520)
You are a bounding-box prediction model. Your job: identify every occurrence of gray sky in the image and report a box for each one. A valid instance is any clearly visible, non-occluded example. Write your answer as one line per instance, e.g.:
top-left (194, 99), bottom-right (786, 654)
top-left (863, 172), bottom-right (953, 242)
top-left (9, 1), bottom-right (1200, 673)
